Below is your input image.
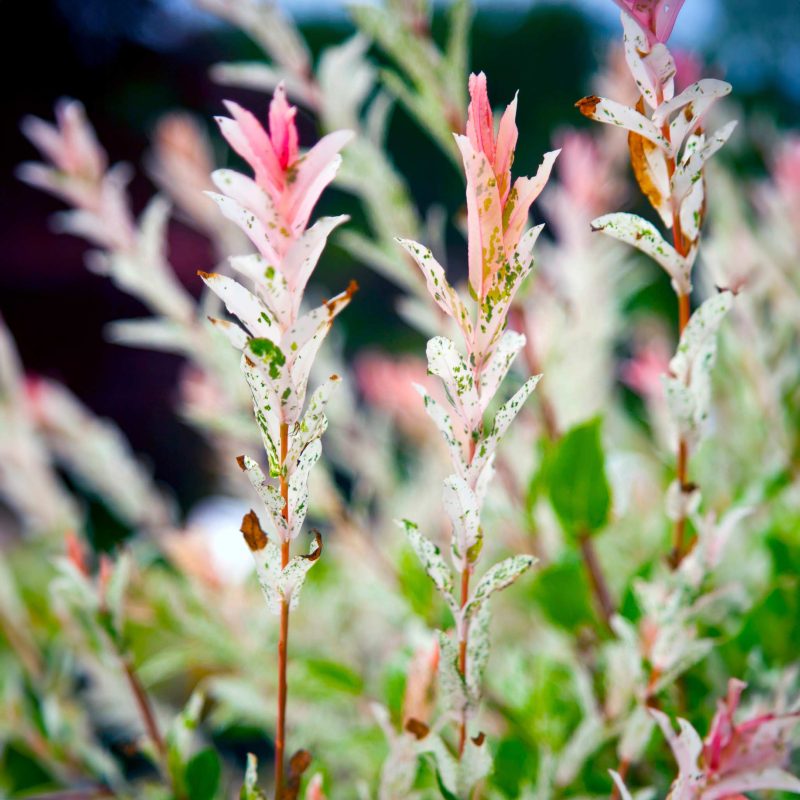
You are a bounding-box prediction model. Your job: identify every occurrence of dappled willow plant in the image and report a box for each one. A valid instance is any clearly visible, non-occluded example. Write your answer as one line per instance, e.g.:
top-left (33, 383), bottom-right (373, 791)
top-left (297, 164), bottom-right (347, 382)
top-left (394, 72), bottom-right (558, 795)
top-left (199, 86), bottom-right (356, 797)
top-left (576, 0), bottom-right (737, 565)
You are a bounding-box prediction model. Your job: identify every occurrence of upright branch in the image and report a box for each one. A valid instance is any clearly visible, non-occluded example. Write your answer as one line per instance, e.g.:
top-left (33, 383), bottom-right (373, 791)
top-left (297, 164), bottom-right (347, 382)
top-left (200, 86), bottom-right (354, 798)
top-left (397, 72), bottom-right (557, 792)
top-left (576, 3), bottom-right (737, 567)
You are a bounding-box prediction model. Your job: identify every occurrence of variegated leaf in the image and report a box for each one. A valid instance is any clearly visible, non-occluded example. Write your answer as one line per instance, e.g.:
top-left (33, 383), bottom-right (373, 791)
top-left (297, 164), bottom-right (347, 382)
top-left (288, 438), bottom-right (321, 539)
top-left (285, 376), bottom-right (341, 474)
top-left (241, 354), bottom-right (281, 474)
top-left (229, 253), bottom-right (292, 329)
top-left (478, 329), bottom-right (526, 411)
top-left (465, 598), bottom-right (491, 702)
top-left (414, 384), bottom-right (468, 477)
top-left (575, 95), bottom-right (669, 151)
top-left (396, 238), bottom-right (473, 342)
top-left (398, 519), bottom-right (457, 611)
top-left (476, 226), bottom-right (540, 358)
top-left (200, 271), bottom-right (277, 338)
top-left (652, 79), bottom-right (732, 154)
top-left (591, 212), bottom-right (692, 295)
top-left (468, 374), bottom-right (541, 484)
top-left (279, 531), bottom-right (322, 610)
top-left (671, 120), bottom-right (737, 204)
top-left (426, 336), bottom-right (480, 430)
top-left (436, 630), bottom-right (468, 715)
top-left (663, 291), bottom-right (733, 442)
top-left (237, 456), bottom-right (288, 540)
top-left (464, 554), bottom-right (537, 621)
top-left (442, 475), bottom-right (481, 570)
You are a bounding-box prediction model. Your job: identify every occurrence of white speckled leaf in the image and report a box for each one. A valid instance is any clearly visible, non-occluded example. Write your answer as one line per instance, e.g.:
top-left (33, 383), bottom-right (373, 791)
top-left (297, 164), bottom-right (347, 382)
top-left (652, 79), bottom-right (732, 154)
top-left (478, 330), bottom-right (526, 412)
top-left (286, 375), bottom-right (341, 475)
top-left (398, 519), bottom-right (456, 611)
top-left (591, 212), bottom-right (692, 295)
top-left (427, 336), bottom-right (480, 432)
top-left (288, 438), bottom-right (321, 539)
top-left (414, 384), bottom-right (468, 478)
top-left (229, 253), bottom-right (292, 329)
top-left (459, 734), bottom-right (493, 795)
top-left (282, 215), bottom-right (349, 312)
top-left (205, 188), bottom-right (282, 263)
top-left (283, 285), bottom-right (354, 420)
top-left (249, 535), bottom-right (283, 614)
top-left (241, 353), bottom-right (281, 474)
top-left (436, 630), bottom-right (468, 716)
top-left (442, 474), bottom-right (481, 570)
top-left (671, 121), bottom-right (737, 205)
top-left (238, 454), bottom-right (288, 540)
top-left (396, 238), bottom-right (473, 341)
top-left (576, 96), bottom-right (669, 151)
top-left (200, 272), bottom-right (276, 339)
top-left (465, 554), bottom-right (537, 621)
top-left (465, 598), bottom-right (491, 702)
top-left (279, 533), bottom-right (321, 610)
top-left (476, 228), bottom-right (539, 358)
top-left (468, 374), bottom-right (540, 484)
top-left (663, 291), bottom-right (733, 443)
top-left (208, 317), bottom-right (250, 350)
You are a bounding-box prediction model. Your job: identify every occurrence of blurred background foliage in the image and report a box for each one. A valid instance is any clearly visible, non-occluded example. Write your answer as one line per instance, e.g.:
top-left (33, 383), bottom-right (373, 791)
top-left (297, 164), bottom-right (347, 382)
top-left (4, 0), bottom-right (800, 513)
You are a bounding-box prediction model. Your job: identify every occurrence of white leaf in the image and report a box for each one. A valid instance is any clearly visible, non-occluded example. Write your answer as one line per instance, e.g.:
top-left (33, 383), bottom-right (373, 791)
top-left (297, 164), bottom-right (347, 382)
top-left (398, 519), bottom-right (456, 611)
top-left (671, 120), bottom-right (737, 204)
top-left (282, 215), bottom-right (349, 307)
top-left (591, 212), bottom-right (692, 295)
top-left (576, 95), bottom-right (669, 150)
top-left (396, 238), bottom-right (473, 340)
top-left (229, 253), bottom-right (292, 329)
top-left (664, 291), bottom-right (733, 442)
top-left (465, 554), bottom-right (537, 620)
top-left (200, 271), bottom-right (276, 338)
top-left (465, 599), bottom-right (491, 703)
top-left (286, 376), bottom-right (341, 474)
top-left (478, 330), bottom-right (526, 413)
top-left (414, 385), bottom-right (468, 478)
top-left (442, 475), bottom-right (481, 570)
top-left (237, 455), bottom-right (288, 540)
top-left (288, 438), bottom-right (321, 539)
top-left (426, 336), bottom-right (480, 431)
top-left (468, 375), bottom-right (541, 484)
top-left (436, 631), bottom-right (468, 716)
top-left (279, 532), bottom-right (322, 610)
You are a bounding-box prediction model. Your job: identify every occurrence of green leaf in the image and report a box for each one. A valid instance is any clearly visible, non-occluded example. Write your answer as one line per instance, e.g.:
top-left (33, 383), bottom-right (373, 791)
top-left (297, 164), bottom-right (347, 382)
top-left (530, 555), bottom-right (596, 630)
top-left (185, 748), bottom-right (221, 800)
top-left (547, 417), bottom-right (611, 535)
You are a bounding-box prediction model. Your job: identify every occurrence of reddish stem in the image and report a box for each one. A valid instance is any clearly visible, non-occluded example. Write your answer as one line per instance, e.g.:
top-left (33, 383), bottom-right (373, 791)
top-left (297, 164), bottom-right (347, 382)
top-left (120, 656), bottom-right (167, 766)
top-left (275, 422), bottom-right (291, 800)
top-left (578, 532), bottom-right (615, 631)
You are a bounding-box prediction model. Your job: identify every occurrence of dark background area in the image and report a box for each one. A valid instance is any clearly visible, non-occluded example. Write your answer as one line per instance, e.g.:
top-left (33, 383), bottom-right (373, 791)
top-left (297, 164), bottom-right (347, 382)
top-left (2, 0), bottom-right (799, 511)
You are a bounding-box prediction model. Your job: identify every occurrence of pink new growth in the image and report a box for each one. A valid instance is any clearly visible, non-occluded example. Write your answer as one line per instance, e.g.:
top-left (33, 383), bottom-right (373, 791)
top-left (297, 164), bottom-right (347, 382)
top-left (610, 0), bottom-right (687, 45)
top-left (211, 85), bottom-right (351, 265)
top-left (457, 72), bottom-right (558, 303)
top-left (653, 679), bottom-right (800, 800)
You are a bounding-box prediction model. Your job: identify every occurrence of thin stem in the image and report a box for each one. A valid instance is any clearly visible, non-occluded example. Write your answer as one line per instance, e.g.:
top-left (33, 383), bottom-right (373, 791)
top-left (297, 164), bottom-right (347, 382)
top-left (274, 422), bottom-right (291, 800)
top-left (120, 655), bottom-right (166, 765)
top-left (578, 532), bottom-right (615, 631)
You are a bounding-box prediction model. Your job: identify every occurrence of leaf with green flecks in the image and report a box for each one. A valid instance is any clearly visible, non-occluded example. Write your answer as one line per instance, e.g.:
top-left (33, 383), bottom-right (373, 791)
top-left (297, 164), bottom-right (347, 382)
top-left (442, 474), bottom-right (482, 570)
top-left (468, 374), bottom-right (541, 484)
top-left (465, 555), bottom-right (537, 621)
top-left (590, 212), bottom-right (692, 295)
top-left (547, 417), bottom-right (611, 536)
top-left (466, 599), bottom-right (491, 701)
top-left (663, 291), bottom-right (733, 444)
top-left (436, 630), bottom-right (468, 715)
top-left (398, 519), bottom-right (456, 612)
